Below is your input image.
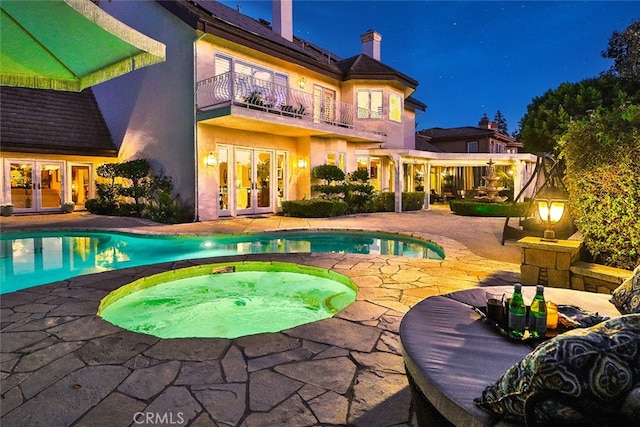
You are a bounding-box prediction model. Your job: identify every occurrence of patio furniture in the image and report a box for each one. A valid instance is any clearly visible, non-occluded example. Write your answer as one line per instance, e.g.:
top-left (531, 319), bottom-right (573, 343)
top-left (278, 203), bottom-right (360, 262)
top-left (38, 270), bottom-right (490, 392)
top-left (399, 286), bottom-right (626, 427)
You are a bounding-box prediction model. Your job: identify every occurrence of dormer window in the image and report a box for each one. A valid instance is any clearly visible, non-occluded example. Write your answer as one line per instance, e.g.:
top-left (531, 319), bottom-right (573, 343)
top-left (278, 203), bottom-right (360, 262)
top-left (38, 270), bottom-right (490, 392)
top-left (357, 89), bottom-right (383, 119)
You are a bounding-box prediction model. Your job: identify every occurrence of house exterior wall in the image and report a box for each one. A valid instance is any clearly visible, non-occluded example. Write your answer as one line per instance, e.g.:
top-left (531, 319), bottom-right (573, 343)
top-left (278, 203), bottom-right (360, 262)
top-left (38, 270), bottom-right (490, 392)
top-left (93, 0), bottom-right (196, 204)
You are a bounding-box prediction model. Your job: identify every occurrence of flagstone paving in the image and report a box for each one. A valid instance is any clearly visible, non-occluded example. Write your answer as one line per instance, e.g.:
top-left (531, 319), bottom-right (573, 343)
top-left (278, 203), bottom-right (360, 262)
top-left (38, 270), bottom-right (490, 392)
top-left (1, 210), bottom-right (521, 426)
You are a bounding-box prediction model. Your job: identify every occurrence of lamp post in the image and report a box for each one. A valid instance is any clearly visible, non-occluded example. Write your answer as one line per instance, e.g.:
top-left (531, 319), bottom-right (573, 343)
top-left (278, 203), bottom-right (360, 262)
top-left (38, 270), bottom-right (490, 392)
top-left (535, 183), bottom-right (568, 242)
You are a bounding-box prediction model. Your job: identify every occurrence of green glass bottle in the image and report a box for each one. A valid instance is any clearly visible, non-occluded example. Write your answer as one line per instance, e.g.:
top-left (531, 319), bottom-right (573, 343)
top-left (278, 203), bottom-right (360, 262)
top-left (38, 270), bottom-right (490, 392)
top-left (529, 285), bottom-right (547, 338)
top-left (508, 283), bottom-right (526, 338)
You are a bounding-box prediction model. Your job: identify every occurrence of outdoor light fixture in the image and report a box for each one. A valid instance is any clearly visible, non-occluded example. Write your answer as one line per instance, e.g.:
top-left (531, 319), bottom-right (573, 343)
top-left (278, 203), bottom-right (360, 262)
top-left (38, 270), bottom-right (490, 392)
top-left (297, 157), bottom-right (307, 169)
top-left (535, 183), bottom-right (568, 242)
top-left (298, 77), bottom-right (306, 89)
top-left (204, 152), bottom-right (216, 166)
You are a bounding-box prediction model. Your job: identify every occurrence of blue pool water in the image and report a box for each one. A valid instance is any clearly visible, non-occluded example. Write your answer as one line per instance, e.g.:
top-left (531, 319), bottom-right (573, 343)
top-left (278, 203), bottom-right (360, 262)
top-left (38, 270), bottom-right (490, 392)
top-left (0, 230), bottom-right (443, 293)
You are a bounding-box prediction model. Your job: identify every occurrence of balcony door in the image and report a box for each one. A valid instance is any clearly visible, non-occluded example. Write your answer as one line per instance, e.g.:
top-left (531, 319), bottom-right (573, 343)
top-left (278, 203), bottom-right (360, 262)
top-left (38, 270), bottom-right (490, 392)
top-left (7, 160), bottom-right (65, 212)
top-left (234, 148), bottom-right (273, 215)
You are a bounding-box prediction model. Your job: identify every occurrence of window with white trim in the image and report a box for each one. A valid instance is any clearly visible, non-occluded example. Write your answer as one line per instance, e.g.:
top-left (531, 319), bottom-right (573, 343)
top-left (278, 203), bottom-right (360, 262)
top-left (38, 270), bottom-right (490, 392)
top-left (357, 89), bottom-right (383, 119)
top-left (467, 141), bottom-right (478, 153)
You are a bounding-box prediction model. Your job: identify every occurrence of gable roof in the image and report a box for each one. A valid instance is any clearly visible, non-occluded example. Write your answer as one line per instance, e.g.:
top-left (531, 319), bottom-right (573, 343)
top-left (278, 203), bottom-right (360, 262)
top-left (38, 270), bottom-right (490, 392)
top-left (335, 54), bottom-right (418, 88)
top-left (160, 0), bottom-right (419, 89)
top-left (0, 86), bottom-right (117, 156)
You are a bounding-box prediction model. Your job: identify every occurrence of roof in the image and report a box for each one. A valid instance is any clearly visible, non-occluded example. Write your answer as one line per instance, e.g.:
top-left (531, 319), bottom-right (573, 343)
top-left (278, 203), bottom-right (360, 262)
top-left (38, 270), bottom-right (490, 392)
top-left (417, 126), bottom-right (523, 148)
top-left (0, 86), bottom-right (117, 156)
top-left (418, 126), bottom-right (496, 140)
top-left (415, 134), bottom-right (442, 152)
top-left (160, 0), bottom-right (419, 89)
top-left (335, 54), bottom-right (418, 88)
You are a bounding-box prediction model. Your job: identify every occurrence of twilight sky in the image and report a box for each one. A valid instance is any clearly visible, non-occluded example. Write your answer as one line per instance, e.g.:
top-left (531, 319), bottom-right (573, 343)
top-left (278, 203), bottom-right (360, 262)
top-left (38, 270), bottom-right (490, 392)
top-left (219, 0), bottom-right (637, 133)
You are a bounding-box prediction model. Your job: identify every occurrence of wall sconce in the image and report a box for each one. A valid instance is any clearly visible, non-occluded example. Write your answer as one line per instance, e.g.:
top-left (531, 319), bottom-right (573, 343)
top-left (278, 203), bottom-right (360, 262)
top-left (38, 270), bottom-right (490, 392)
top-left (204, 152), bottom-right (216, 167)
top-left (535, 183), bottom-right (568, 242)
top-left (298, 77), bottom-right (306, 89)
top-left (297, 157), bottom-right (307, 169)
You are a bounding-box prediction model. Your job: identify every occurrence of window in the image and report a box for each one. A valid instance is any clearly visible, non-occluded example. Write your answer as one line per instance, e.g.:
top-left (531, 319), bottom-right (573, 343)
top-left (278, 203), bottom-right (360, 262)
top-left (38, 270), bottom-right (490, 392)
top-left (357, 89), bottom-right (383, 119)
top-left (215, 54), bottom-right (289, 105)
top-left (325, 152), bottom-right (345, 170)
top-left (467, 141), bottom-right (478, 153)
top-left (389, 93), bottom-right (402, 122)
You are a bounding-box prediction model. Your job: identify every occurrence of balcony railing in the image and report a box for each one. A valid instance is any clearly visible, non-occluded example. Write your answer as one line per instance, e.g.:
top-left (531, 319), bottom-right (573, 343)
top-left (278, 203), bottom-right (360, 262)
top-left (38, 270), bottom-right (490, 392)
top-left (196, 72), bottom-right (385, 136)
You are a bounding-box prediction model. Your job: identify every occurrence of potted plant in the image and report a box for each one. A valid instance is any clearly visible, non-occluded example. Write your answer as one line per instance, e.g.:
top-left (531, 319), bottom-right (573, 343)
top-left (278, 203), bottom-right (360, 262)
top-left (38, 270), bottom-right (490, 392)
top-left (62, 201), bottom-right (75, 213)
top-left (1, 203), bottom-right (14, 216)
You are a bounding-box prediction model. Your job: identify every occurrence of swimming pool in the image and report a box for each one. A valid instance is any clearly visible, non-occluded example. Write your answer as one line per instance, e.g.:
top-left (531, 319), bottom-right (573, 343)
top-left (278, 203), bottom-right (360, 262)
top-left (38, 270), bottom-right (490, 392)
top-left (0, 230), bottom-right (443, 293)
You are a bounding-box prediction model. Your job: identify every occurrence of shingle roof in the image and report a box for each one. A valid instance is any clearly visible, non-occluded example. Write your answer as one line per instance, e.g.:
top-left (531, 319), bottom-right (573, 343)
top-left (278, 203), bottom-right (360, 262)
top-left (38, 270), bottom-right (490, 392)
top-left (335, 54), bottom-right (418, 88)
top-left (0, 87), bottom-right (117, 156)
top-left (163, 1), bottom-right (419, 89)
top-left (418, 127), bottom-right (495, 140)
top-left (415, 134), bottom-right (442, 152)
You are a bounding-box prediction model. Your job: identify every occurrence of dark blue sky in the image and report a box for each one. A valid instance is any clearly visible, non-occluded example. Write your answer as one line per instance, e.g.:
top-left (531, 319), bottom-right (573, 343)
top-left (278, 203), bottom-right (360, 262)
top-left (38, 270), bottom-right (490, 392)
top-left (219, 1), bottom-right (638, 133)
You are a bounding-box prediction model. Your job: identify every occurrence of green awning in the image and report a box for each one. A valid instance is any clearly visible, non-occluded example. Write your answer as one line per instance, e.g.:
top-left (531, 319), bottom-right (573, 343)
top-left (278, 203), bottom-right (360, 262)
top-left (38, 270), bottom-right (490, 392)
top-left (0, 0), bottom-right (165, 92)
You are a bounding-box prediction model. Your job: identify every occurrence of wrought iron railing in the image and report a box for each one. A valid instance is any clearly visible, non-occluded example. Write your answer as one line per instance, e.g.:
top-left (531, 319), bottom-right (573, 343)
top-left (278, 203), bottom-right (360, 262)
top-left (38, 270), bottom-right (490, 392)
top-left (196, 72), bottom-right (385, 135)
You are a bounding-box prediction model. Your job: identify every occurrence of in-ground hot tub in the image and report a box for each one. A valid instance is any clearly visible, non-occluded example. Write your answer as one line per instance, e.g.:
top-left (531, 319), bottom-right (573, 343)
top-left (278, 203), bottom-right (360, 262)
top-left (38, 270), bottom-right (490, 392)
top-left (98, 261), bottom-right (357, 339)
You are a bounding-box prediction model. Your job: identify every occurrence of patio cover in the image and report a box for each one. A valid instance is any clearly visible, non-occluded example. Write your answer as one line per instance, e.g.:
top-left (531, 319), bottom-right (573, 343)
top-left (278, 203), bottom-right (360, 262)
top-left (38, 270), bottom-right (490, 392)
top-left (0, 0), bottom-right (165, 92)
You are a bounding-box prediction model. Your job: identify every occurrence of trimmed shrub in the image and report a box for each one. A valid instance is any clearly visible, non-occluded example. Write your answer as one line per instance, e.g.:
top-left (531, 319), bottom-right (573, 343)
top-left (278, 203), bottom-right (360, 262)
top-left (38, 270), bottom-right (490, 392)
top-left (403, 192), bottom-right (425, 211)
top-left (371, 192), bottom-right (395, 212)
top-left (282, 199), bottom-right (348, 218)
top-left (345, 169), bottom-right (375, 213)
top-left (370, 192), bottom-right (425, 212)
top-left (449, 200), bottom-right (531, 217)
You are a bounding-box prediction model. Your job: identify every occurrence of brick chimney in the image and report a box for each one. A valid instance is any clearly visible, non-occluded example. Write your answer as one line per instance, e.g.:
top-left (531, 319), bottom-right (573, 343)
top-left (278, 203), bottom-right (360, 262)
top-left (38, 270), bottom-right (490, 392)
top-left (361, 30), bottom-right (382, 61)
top-left (273, 0), bottom-right (293, 42)
top-left (478, 115), bottom-right (498, 131)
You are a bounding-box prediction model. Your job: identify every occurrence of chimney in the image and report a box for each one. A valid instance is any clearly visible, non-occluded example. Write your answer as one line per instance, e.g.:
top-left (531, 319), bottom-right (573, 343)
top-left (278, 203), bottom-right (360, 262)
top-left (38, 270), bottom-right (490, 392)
top-left (361, 30), bottom-right (382, 61)
top-left (479, 115), bottom-right (492, 129)
top-left (273, 0), bottom-right (293, 42)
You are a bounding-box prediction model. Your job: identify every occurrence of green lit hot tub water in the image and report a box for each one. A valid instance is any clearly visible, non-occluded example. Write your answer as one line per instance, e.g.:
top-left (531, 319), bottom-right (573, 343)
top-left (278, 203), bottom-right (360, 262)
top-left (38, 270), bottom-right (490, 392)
top-left (98, 262), bottom-right (357, 339)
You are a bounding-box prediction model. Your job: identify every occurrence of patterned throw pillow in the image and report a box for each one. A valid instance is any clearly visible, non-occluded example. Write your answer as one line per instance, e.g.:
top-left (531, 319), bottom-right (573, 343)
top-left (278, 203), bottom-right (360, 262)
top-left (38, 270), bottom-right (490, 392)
top-left (611, 265), bottom-right (640, 314)
top-left (474, 315), bottom-right (640, 424)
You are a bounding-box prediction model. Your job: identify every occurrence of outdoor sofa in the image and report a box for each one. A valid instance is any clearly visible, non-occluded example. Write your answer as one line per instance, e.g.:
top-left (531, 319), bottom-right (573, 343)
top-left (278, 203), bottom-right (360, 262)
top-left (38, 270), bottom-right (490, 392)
top-left (400, 266), bottom-right (640, 426)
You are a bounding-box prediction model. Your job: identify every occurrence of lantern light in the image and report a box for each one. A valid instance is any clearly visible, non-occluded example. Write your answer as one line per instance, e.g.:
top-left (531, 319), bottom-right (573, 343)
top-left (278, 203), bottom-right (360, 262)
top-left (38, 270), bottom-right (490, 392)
top-left (297, 157), bottom-right (307, 169)
top-left (204, 152), bottom-right (216, 167)
top-left (535, 183), bottom-right (568, 242)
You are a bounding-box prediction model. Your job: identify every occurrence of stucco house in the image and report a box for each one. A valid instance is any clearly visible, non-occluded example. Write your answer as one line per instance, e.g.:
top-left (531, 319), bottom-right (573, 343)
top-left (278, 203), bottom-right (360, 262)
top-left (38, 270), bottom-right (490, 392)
top-left (1, 0), bottom-right (538, 216)
top-left (417, 115), bottom-right (522, 154)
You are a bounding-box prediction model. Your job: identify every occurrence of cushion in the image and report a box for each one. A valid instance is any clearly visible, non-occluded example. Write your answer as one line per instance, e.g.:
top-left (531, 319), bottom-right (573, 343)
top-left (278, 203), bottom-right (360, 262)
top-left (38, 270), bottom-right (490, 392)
top-left (611, 265), bottom-right (640, 314)
top-left (474, 315), bottom-right (640, 424)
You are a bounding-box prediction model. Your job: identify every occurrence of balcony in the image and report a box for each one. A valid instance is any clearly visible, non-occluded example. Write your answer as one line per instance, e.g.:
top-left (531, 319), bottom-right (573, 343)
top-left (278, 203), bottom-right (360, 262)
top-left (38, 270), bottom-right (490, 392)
top-left (195, 72), bottom-right (386, 140)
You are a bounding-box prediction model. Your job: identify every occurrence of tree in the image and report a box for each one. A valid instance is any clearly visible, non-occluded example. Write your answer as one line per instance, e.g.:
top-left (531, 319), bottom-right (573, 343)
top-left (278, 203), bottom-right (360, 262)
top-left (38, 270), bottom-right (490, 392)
top-left (559, 104), bottom-right (640, 270)
top-left (602, 18), bottom-right (640, 79)
top-left (518, 75), bottom-right (637, 154)
top-left (493, 110), bottom-right (508, 134)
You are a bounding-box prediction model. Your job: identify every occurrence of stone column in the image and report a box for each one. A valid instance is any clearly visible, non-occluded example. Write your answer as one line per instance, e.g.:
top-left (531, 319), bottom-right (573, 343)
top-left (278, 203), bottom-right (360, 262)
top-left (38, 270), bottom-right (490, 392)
top-left (517, 237), bottom-right (582, 288)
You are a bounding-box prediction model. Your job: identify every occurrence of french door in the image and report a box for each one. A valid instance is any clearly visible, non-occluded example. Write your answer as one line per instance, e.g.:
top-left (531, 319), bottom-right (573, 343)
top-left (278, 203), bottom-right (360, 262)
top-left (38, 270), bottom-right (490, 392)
top-left (233, 148), bottom-right (274, 215)
top-left (7, 160), bottom-right (65, 212)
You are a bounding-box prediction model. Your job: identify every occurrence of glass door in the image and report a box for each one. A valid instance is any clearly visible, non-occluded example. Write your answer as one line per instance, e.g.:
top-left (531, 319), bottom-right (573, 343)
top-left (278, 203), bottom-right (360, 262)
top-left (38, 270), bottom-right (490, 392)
top-left (7, 161), bottom-right (65, 212)
top-left (234, 148), bottom-right (273, 215)
top-left (70, 165), bottom-right (91, 208)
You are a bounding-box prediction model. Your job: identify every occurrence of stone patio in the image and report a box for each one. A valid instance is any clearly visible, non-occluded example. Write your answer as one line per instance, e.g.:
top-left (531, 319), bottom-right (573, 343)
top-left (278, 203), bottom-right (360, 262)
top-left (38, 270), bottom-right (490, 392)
top-left (1, 210), bottom-right (521, 426)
